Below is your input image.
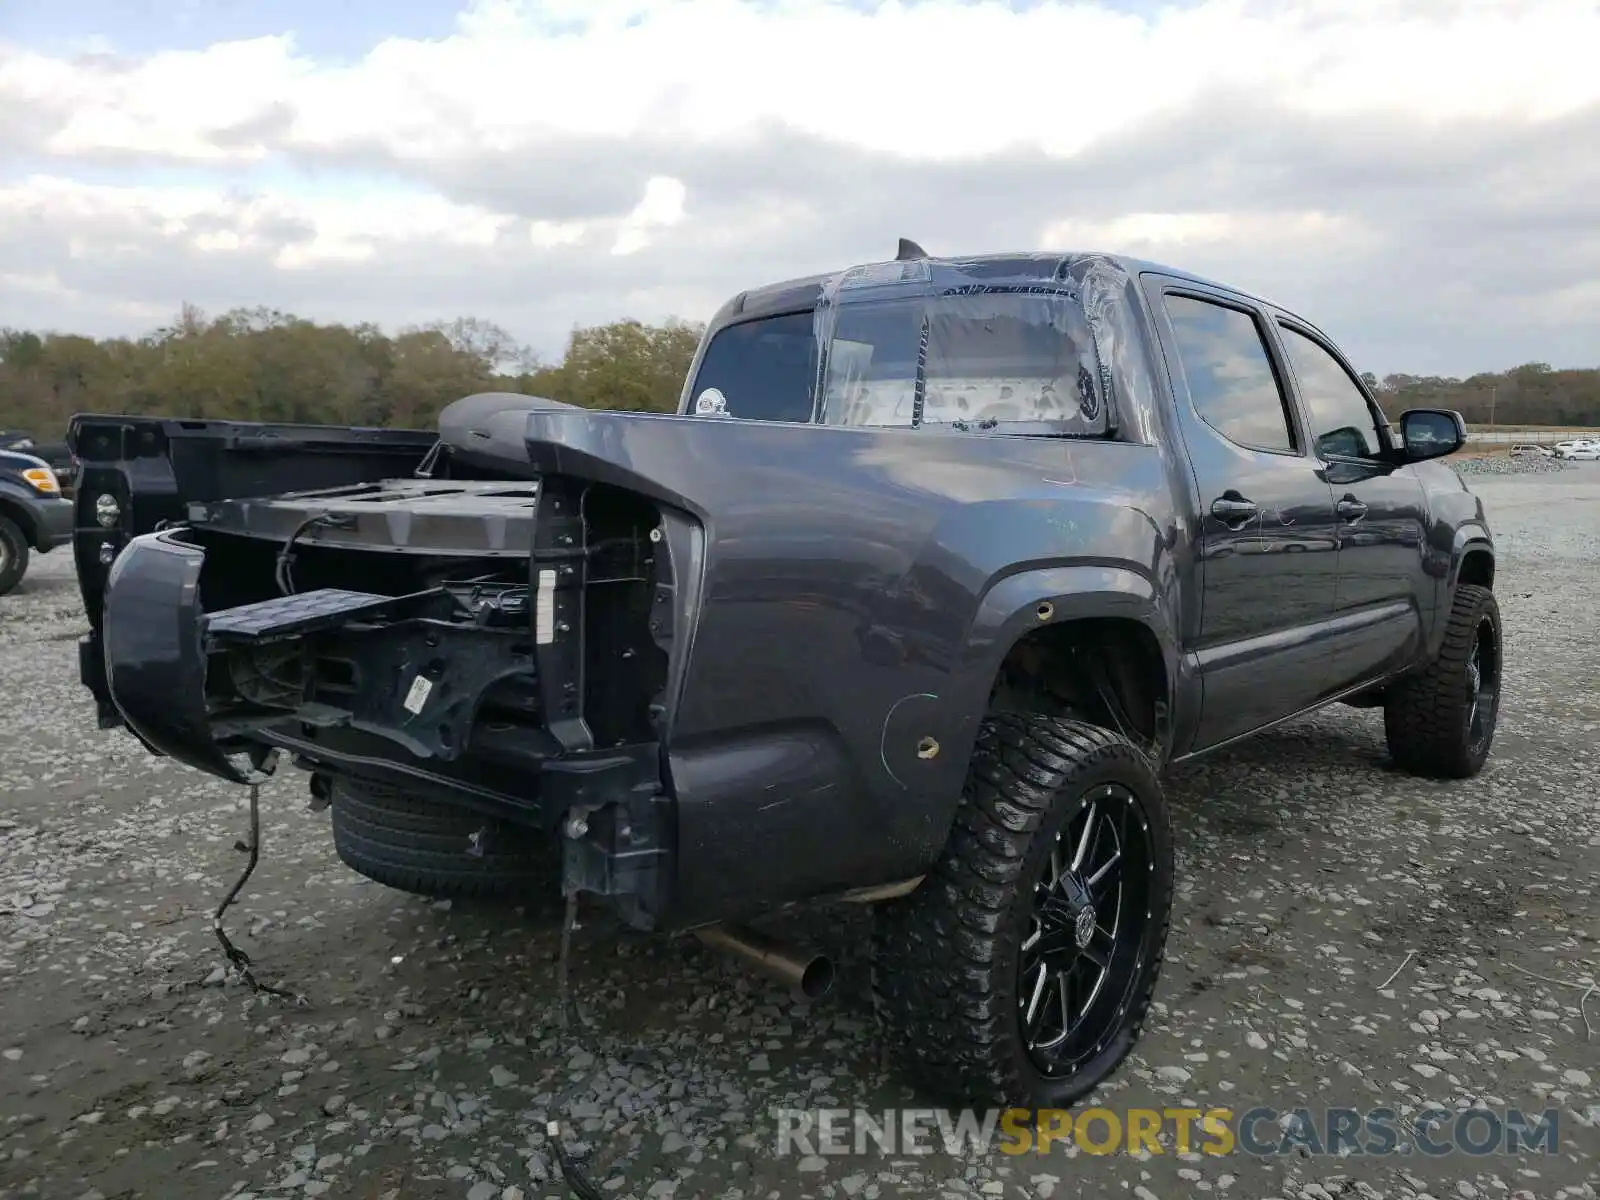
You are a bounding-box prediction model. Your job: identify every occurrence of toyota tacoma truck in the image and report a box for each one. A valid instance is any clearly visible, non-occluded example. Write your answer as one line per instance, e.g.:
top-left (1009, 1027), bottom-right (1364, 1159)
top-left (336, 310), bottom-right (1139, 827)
top-left (66, 246), bottom-right (1499, 1109)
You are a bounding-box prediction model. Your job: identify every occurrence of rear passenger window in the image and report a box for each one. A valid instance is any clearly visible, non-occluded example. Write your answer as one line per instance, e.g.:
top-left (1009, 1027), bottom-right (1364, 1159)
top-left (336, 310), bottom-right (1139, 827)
top-left (1163, 295), bottom-right (1297, 453)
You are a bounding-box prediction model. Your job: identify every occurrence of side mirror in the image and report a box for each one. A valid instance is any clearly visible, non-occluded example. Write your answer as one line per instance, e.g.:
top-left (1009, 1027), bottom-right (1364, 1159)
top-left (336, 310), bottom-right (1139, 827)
top-left (1399, 408), bottom-right (1466, 461)
top-left (1316, 426), bottom-right (1370, 459)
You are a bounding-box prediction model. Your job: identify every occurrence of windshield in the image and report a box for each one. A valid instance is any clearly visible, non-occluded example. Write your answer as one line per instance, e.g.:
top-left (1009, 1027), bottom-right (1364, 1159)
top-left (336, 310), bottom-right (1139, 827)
top-left (687, 288), bottom-right (1111, 436)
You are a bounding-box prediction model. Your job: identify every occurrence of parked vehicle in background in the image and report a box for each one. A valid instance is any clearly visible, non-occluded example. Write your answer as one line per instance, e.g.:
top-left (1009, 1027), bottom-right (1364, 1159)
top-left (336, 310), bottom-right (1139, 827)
top-left (0, 448), bottom-right (74, 595)
top-left (1553, 438), bottom-right (1600, 458)
top-left (66, 244), bottom-right (1501, 1108)
top-left (1508, 444), bottom-right (1554, 457)
top-left (0, 430), bottom-right (77, 496)
top-left (1558, 445), bottom-right (1600, 461)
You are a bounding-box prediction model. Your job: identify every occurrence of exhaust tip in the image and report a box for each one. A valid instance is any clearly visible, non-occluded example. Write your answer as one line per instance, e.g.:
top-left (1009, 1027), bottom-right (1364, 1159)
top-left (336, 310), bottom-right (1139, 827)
top-left (694, 923), bottom-right (836, 1002)
top-left (798, 954), bottom-right (836, 1002)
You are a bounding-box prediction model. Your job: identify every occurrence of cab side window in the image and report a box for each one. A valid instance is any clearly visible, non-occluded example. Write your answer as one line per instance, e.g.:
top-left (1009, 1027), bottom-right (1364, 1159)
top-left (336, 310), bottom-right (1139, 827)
top-left (1278, 325), bottom-right (1386, 459)
top-left (1163, 294), bottom-right (1298, 453)
top-left (690, 312), bottom-right (817, 422)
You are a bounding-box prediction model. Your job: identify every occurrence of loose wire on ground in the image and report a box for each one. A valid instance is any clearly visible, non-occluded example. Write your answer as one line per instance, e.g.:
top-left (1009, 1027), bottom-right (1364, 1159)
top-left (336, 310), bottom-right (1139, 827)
top-left (546, 891), bottom-right (611, 1200)
top-left (212, 784), bottom-right (308, 1005)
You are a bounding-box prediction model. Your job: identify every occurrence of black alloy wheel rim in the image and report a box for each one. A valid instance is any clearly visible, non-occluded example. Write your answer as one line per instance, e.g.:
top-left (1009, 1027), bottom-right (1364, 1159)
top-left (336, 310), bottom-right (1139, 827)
top-left (1465, 615), bottom-right (1500, 756)
top-left (1019, 782), bottom-right (1153, 1076)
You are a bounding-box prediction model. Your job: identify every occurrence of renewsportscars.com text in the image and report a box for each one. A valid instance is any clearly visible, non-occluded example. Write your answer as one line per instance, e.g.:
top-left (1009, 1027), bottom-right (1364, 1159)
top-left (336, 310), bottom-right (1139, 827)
top-left (773, 1105), bottom-right (1561, 1159)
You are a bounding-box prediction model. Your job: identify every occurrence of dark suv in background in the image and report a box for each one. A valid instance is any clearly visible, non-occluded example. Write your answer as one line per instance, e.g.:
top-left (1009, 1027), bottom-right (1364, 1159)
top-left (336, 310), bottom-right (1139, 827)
top-left (0, 444), bottom-right (74, 595)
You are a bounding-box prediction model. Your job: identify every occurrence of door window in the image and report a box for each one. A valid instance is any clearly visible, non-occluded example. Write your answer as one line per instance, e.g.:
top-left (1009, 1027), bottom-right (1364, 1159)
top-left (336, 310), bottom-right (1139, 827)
top-left (1163, 294), bottom-right (1297, 453)
top-left (1278, 325), bottom-right (1386, 459)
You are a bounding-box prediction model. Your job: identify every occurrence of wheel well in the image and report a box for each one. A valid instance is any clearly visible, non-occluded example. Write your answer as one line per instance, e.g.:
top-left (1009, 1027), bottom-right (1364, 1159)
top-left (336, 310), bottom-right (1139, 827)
top-left (0, 498), bottom-right (39, 547)
top-left (988, 617), bottom-right (1169, 753)
top-left (1458, 549), bottom-right (1494, 589)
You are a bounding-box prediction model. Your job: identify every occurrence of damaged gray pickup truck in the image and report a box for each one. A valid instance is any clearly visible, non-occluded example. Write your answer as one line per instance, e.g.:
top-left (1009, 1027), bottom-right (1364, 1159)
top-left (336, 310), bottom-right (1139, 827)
top-left (68, 245), bottom-right (1500, 1109)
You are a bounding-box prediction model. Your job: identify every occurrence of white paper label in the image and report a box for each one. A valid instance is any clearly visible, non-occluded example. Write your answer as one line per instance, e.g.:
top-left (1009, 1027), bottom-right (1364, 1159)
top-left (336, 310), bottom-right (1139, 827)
top-left (535, 568), bottom-right (557, 645)
top-left (402, 674), bottom-right (433, 714)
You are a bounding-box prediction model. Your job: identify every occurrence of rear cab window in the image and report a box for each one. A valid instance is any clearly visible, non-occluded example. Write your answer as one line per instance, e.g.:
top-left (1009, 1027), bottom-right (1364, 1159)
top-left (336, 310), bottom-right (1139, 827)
top-left (819, 290), bottom-right (1107, 435)
top-left (686, 270), bottom-right (1115, 439)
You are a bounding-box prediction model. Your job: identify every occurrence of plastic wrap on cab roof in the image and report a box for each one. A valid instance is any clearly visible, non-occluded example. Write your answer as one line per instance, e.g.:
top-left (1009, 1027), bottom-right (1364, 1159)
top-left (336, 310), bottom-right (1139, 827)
top-left (805, 251), bottom-right (1161, 441)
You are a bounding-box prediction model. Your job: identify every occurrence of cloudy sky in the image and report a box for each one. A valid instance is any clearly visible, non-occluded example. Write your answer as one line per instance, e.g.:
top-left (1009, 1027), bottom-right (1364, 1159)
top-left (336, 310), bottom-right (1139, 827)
top-left (1, 0), bottom-right (1596, 376)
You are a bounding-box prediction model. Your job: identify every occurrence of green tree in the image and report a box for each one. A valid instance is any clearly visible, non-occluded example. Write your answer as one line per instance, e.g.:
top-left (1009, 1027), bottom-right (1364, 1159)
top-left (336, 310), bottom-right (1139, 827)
top-left (550, 318), bottom-right (703, 412)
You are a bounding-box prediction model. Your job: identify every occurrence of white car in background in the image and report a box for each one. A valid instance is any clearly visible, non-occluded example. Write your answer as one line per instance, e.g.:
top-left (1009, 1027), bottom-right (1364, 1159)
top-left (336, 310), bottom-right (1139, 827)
top-left (1509, 444), bottom-right (1554, 457)
top-left (1558, 445), bottom-right (1600, 461)
top-left (1553, 438), bottom-right (1599, 458)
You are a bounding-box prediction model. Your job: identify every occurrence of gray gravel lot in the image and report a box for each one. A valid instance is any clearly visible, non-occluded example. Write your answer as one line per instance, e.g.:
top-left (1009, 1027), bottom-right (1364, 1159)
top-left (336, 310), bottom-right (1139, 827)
top-left (3, 465), bottom-right (1598, 1200)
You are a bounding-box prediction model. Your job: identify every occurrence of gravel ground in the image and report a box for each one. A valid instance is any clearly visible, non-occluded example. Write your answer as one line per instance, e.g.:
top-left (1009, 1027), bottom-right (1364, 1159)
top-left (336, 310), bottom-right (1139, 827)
top-left (1452, 455), bottom-right (1573, 478)
top-left (3, 466), bottom-right (1598, 1200)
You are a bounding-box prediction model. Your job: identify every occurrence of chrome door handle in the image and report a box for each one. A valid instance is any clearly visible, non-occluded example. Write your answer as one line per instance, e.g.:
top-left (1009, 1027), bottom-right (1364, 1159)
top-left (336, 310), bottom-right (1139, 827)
top-left (1210, 494), bottom-right (1259, 524)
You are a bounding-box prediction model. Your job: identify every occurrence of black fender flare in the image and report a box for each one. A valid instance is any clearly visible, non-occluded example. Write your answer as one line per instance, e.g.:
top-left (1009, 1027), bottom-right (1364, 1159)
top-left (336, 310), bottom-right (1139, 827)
top-left (917, 564), bottom-right (1181, 838)
top-left (1437, 529), bottom-right (1494, 656)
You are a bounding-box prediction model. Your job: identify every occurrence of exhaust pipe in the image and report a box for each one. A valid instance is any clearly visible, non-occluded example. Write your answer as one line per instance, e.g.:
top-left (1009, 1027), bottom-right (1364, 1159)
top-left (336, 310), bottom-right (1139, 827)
top-left (694, 923), bottom-right (835, 1001)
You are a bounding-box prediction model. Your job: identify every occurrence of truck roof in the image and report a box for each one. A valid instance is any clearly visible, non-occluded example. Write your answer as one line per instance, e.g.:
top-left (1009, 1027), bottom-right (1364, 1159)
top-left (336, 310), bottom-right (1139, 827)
top-left (706, 249), bottom-right (1319, 341)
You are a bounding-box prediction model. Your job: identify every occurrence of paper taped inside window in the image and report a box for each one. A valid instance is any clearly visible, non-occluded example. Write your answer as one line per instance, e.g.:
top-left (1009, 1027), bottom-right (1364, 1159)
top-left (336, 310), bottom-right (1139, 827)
top-left (819, 289), bottom-right (1110, 433)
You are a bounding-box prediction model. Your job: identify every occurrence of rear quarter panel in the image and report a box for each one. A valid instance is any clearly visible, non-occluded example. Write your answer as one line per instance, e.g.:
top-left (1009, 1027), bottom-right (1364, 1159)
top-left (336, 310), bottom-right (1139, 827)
top-left (519, 409), bottom-right (1187, 922)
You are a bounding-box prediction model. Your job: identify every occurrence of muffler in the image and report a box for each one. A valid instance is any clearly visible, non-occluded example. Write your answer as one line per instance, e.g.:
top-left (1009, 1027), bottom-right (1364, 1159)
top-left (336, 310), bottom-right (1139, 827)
top-left (694, 923), bottom-right (835, 1001)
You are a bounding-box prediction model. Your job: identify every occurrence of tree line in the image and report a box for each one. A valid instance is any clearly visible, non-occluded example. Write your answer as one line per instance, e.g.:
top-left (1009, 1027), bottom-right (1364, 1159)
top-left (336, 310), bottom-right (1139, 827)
top-left (1363, 363), bottom-right (1600, 429)
top-left (1, 306), bottom-right (1595, 440)
top-left (0, 306), bottom-right (704, 441)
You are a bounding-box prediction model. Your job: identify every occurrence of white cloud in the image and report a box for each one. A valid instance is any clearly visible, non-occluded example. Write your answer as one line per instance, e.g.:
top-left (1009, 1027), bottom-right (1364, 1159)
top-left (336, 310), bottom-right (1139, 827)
top-left (0, 175), bottom-right (520, 268)
top-left (612, 176), bottom-right (687, 255)
top-left (530, 219), bottom-right (587, 249)
top-left (6, 0), bottom-right (1595, 166)
top-left (4, 37), bottom-right (305, 161)
top-left (0, 0), bottom-right (1596, 372)
top-left (1039, 210), bottom-right (1377, 269)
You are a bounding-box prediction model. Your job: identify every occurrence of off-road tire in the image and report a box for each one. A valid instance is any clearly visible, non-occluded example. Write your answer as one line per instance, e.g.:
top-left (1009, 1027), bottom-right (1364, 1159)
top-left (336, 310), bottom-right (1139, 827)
top-left (330, 777), bottom-right (555, 900)
top-left (872, 713), bottom-right (1174, 1109)
top-left (1383, 583), bottom-right (1502, 779)
top-left (0, 515), bottom-right (29, 597)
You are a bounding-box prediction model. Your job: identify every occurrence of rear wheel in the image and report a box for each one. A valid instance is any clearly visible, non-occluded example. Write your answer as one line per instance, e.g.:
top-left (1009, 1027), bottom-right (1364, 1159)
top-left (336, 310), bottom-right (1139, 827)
top-left (873, 714), bottom-right (1174, 1108)
top-left (1383, 584), bottom-right (1501, 779)
top-left (329, 777), bottom-right (556, 900)
top-left (0, 516), bottom-right (29, 597)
